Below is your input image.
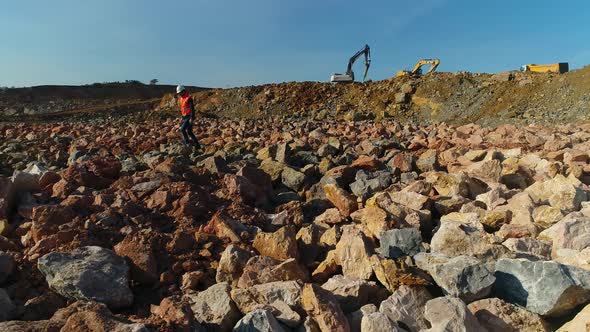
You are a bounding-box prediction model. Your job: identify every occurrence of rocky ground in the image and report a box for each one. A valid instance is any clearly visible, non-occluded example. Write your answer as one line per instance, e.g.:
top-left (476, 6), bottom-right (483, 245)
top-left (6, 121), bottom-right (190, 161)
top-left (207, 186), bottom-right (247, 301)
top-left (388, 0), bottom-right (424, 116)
top-left (4, 67), bottom-right (590, 127)
top-left (0, 83), bottom-right (207, 118)
top-left (157, 66), bottom-right (590, 126)
top-left (1, 110), bottom-right (590, 331)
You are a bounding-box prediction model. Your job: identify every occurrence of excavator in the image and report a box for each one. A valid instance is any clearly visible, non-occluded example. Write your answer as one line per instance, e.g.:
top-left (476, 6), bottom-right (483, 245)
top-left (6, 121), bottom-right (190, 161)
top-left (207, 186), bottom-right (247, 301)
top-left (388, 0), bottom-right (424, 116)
top-left (396, 59), bottom-right (440, 77)
top-left (330, 44), bottom-right (371, 83)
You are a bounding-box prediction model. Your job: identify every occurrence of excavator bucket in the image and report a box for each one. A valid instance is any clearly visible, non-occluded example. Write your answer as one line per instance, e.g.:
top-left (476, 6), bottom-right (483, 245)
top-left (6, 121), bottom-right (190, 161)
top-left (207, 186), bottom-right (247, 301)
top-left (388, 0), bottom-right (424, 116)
top-left (363, 62), bottom-right (370, 81)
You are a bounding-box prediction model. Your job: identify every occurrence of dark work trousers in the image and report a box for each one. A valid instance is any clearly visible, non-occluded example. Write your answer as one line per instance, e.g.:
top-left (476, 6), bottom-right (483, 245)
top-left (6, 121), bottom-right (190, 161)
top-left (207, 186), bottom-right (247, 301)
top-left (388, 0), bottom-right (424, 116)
top-left (180, 115), bottom-right (199, 145)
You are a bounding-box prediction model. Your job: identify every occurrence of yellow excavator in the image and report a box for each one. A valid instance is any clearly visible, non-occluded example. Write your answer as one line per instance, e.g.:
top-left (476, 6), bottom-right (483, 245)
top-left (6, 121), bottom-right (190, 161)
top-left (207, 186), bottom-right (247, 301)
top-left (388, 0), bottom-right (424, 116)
top-left (396, 59), bottom-right (440, 77)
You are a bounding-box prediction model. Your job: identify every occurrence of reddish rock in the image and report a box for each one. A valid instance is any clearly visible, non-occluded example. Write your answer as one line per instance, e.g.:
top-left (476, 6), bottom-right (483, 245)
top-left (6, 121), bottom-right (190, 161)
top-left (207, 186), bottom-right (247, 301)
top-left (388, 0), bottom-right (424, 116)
top-left (275, 201), bottom-right (305, 226)
top-left (171, 191), bottom-right (208, 219)
top-left (84, 158), bottom-right (121, 179)
top-left (146, 190), bottom-right (172, 211)
top-left (39, 171), bottom-right (61, 190)
top-left (31, 205), bottom-right (75, 242)
top-left (154, 157), bottom-right (183, 174)
top-left (22, 291), bottom-right (66, 321)
top-left (160, 271), bottom-right (176, 285)
top-left (301, 283), bottom-right (350, 332)
top-left (60, 164), bottom-right (114, 190)
top-left (497, 223), bottom-right (537, 240)
top-left (56, 301), bottom-right (146, 331)
top-left (324, 184), bottom-right (358, 217)
top-left (59, 195), bottom-right (94, 212)
top-left (114, 235), bottom-right (158, 284)
top-left (167, 231), bottom-right (196, 254)
top-left (390, 153), bottom-right (415, 173)
top-left (181, 271), bottom-right (205, 290)
top-left (202, 155), bottom-right (231, 174)
top-left (151, 296), bottom-right (197, 331)
top-left (237, 166), bottom-right (273, 195)
top-left (224, 174), bottom-right (269, 208)
top-left (51, 179), bottom-right (76, 199)
top-left (352, 155), bottom-right (384, 171)
top-left (238, 256), bottom-right (309, 288)
top-left (203, 212), bottom-right (244, 244)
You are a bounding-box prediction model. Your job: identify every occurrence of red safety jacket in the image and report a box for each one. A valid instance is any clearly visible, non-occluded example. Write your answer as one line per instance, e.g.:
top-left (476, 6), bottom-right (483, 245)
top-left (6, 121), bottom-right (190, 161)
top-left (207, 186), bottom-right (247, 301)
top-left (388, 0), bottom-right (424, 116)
top-left (179, 94), bottom-right (192, 116)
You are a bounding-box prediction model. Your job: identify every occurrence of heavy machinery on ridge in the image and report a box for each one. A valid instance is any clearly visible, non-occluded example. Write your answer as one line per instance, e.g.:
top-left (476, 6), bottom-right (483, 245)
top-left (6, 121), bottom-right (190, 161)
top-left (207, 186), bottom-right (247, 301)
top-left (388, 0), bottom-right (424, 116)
top-left (330, 44), bottom-right (371, 83)
top-left (397, 59), bottom-right (440, 77)
top-left (520, 63), bottom-right (569, 74)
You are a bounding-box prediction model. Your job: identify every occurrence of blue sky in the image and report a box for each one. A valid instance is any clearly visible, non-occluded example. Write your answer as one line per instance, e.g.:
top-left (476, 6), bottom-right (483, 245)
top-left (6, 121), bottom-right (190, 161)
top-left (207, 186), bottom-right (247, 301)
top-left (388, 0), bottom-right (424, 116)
top-left (1, 0), bottom-right (589, 88)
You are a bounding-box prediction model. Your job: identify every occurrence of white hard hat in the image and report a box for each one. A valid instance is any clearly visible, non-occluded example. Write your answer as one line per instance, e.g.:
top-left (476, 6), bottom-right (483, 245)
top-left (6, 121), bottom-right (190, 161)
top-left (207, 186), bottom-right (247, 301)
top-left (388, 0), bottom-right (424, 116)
top-left (176, 85), bottom-right (185, 94)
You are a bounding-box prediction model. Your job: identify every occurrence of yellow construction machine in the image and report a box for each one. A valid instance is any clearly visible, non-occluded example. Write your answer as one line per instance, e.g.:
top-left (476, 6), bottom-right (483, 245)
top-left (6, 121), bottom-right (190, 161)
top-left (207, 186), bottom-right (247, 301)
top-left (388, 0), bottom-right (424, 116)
top-left (396, 59), bottom-right (440, 77)
top-left (520, 63), bottom-right (568, 74)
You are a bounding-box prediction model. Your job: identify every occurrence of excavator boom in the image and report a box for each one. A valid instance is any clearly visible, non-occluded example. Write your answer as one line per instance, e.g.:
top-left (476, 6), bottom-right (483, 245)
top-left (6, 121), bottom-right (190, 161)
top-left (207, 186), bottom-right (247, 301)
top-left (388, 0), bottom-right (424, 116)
top-left (331, 44), bottom-right (371, 83)
top-left (397, 58), bottom-right (440, 77)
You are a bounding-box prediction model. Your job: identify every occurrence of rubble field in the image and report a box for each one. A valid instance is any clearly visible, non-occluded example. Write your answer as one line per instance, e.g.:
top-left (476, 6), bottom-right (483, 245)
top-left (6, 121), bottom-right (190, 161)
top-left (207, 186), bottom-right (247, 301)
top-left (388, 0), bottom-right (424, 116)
top-left (1, 106), bottom-right (590, 331)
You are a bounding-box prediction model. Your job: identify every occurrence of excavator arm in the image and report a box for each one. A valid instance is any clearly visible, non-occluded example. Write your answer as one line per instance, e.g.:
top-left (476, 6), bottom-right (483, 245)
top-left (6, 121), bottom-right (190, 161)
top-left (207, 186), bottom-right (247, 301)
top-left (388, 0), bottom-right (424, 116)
top-left (345, 44), bottom-right (371, 81)
top-left (410, 59), bottom-right (440, 76)
top-left (397, 59), bottom-right (440, 77)
top-left (331, 44), bottom-right (371, 83)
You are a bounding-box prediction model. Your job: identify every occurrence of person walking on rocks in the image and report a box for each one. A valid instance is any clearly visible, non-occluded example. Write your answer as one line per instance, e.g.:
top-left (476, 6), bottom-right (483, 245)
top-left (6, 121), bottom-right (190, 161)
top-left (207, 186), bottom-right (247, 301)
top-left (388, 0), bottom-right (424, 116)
top-left (176, 85), bottom-right (200, 148)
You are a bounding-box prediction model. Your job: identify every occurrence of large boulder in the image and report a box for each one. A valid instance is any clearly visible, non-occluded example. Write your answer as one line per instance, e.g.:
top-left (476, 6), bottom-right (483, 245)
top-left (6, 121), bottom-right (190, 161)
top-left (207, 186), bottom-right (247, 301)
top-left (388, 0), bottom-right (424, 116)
top-left (253, 226), bottom-right (299, 261)
top-left (501, 237), bottom-right (551, 260)
top-left (361, 311), bottom-right (402, 332)
top-left (379, 228), bottom-right (422, 259)
top-left (313, 226), bottom-right (373, 281)
top-left (238, 256), bottom-right (308, 288)
top-left (347, 304), bottom-right (376, 332)
top-left (557, 302), bottom-right (590, 332)
top-left (428, 172), bottom-right (469, 197)
top-left (466, 159), bottom-right (502, 183)
top-left (525, 175), bottom-right (587, 212)
top-left (553, 248), bottom-right (590, 271)
top-left (185, 282), bottom-right (241, 332)
top-left (150, 296), bottom-right (200, 331)
top-left (430, 221), bottom-right (504, 258)
top-left (532, 205), bottom-right (564, 228)
top-left (323, 184), bottom-right (357, 217)
top-left (282, 167), bottom-right (307, 192)
top-left (369, 256), bottom-right (431, 293)
top-left (37, 246), bottom-right (133, 308)
top-left (216, 245), bottom-right (252, 287)
top-left (349, 171), bottom-right (391, 201)
top-left (57, 301), bottom-right (148, 332)
top-left (301, 283), bottom-right (350, 332)
top-left (321, 275), bottom-right (381, 313)
top-left (233, 308), bottom-right (286, 332)
top-left (415, 254), bottom-right (495, 303)
top-left (468, 298), bottom-right (550, 332)
top-left (379, 285), bottom-right (432, 332)
top-left (421, 296), bottom-right (485, 332)
top-left (494, 258), bottom-right (590, 317)
top-left (248, 280), bottom-right (303, 309)
top-left (113, 235), bottom-right (158, 285)
top-left (349, 206), bottom-right (392, 240)
top-left (549, 214), bottom-right (590, 254)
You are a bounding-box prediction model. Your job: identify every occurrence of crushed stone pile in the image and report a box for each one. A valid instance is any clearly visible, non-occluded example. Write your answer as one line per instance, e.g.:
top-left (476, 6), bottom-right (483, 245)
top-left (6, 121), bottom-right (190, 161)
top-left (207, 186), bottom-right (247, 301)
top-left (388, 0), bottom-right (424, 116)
top-left (1, 112), bottom-right (590, 330)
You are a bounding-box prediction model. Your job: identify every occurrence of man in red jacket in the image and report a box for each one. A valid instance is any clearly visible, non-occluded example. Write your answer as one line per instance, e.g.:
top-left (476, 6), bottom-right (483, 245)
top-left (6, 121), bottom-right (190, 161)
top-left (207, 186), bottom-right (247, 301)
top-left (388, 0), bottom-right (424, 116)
top-left (176, 85), bottom-right (200, 148)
